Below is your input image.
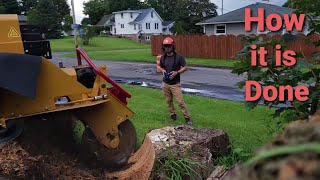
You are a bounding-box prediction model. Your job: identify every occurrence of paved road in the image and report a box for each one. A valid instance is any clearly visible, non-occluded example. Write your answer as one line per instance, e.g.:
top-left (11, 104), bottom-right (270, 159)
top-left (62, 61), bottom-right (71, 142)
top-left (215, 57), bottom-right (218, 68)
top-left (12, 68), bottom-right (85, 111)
top-left (51, 52), bottom-right (246, 101)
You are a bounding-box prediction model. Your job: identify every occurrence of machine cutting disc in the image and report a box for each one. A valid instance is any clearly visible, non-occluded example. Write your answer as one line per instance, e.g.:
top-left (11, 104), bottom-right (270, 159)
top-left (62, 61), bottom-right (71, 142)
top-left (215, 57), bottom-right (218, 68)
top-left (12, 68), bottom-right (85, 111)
top-left (80, 120), bottom-right (137, 169)
top-left (0, 119), bottom-right (24, 145)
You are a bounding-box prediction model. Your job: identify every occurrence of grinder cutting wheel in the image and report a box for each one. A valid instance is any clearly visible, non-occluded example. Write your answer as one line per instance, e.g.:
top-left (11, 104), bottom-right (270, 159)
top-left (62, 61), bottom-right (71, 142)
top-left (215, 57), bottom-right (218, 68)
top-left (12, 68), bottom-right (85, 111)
top-left (0, 14), bottom-right (155, 179)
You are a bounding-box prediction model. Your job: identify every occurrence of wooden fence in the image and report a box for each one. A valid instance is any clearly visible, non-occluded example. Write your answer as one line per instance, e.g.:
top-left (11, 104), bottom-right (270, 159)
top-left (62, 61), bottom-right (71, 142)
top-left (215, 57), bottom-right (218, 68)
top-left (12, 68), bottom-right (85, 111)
top-left (151, 34), bottom-right (320, 60)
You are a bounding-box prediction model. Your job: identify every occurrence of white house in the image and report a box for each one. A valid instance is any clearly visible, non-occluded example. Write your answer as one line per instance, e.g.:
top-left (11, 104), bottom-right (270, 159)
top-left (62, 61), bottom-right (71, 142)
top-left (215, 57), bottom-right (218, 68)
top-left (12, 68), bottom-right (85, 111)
top-left (96, 8), bottom-right (174, 42)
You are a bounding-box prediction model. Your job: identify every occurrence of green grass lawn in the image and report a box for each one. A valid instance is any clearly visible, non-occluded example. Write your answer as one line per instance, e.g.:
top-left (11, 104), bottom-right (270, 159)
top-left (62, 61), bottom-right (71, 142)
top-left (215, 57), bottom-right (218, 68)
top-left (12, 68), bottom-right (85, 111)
top-left (64, 49), bottom-right (237, 68)
top-left (50, 36), bottom-right (150, 52)
top-left (120, 84), bottom-right (282, 156)
top-left (51, 36), bottom-right (237, 68)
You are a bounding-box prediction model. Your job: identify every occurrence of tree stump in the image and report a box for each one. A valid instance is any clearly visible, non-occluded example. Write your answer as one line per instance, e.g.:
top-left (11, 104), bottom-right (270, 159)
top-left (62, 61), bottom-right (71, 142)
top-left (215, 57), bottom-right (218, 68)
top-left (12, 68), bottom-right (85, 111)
top-left (147, 125), bottom-right (231, 179)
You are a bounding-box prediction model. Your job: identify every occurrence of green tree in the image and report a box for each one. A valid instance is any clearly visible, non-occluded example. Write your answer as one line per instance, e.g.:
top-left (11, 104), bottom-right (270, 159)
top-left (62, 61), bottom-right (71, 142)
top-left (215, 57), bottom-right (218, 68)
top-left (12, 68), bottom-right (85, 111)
top-left (0, 5), bottom-right (5, 14)
top-left (27, 0), bottom-right (62, 38)
top-left (62, 15), bottom-right (73, 33)
top-left (79, 25), bottom-right (96, 45)
top-left (287, 0), bottom-right (320, 37)
top-left (53, 0), bottom-right (71, 22)
top-left (20, 0), bottom-right (70, 17)
top-left (108, 0), bottom-right (144, 13)
top-left (83, 0), bottom-right (110, 25)
top-left (81, 17), bottom-right (91, 25)
top-left (146, 0), bottom-right (177, 20)
top-left (146, 0), bottom-right (217, 34)
top-left (20, 0), bottom-right (37, 15)
top-left (83, 0), bottom-right (144, 25)
top-left (0, 0), bottom-right (20, 14)
top-left (282, 0), bottom-right (292, 7)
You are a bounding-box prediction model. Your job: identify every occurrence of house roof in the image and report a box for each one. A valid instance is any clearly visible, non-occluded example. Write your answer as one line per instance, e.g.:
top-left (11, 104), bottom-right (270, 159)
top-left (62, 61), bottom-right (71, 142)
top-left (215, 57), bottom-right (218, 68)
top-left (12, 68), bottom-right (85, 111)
top-left (162, 21), bottom-right (174, 26)
top-left (97, 8), bottom-right (170, 26)
top-left (130, 8), bottom-right (154, 23)
top-left (96, 14), bottom-right (114, 26)
top-left (196, 2), bottom-right (295, 25)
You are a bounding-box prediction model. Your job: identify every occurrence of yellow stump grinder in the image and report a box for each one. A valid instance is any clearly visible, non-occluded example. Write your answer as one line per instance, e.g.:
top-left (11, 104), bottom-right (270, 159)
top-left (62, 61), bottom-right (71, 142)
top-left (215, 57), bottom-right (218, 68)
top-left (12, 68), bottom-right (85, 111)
top-left (0, 14), bottom-right (155, 179)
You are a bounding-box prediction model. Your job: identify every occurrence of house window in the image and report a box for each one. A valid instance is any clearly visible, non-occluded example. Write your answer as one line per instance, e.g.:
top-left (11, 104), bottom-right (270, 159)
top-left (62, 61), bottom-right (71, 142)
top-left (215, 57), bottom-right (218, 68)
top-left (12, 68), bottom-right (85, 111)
top-left (155, 23), bottom-right (159, 29)
top-left (130, 12), bottom-right (133, 18)
top-left (146, 36), bottom-right (150, 40)
top-left (139, 24), bottom-right (142, 30)
top-left (114, 28), bottom-right (116, 34)
top-left (134, 24), bottom-right (136, 30)
top-left (121, 24), bottom-right (124, 28)
top-left (151, 12), bottom-right (153, 18)
top-left (215, 24), bottom-right (226, 35)
top-left (121, 13), bottom-right (124, 18)
top-left (146, 23), bottom-right (150, 29)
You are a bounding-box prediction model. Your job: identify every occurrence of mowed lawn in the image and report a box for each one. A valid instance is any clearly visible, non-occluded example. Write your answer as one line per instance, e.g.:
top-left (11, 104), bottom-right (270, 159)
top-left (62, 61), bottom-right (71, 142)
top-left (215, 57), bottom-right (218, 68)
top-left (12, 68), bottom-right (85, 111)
top-left (121, 84), bottom-right (282, 155)
top-left (50, 36), bottom-right (150, 52)
top-left (64, 49), bottom-right (237, 68)
top-left (50, 36), bottom-right (237, 68)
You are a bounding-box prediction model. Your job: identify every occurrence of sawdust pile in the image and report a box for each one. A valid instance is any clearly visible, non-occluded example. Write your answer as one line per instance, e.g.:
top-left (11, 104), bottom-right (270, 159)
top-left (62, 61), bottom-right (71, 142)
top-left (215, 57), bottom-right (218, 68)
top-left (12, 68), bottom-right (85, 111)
top-left (0, 115), bottom-right (107, 180)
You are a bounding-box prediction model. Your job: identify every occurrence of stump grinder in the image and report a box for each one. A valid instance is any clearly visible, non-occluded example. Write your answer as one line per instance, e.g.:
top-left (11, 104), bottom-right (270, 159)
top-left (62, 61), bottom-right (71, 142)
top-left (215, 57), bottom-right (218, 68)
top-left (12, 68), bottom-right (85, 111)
top-left (0, 14), bottom-right (155, 179)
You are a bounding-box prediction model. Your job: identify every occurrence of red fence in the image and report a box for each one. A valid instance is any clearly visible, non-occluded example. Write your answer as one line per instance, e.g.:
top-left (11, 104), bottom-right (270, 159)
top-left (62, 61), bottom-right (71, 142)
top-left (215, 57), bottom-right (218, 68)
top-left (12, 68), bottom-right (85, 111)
top-left (151, 34), bottom-right (320, 60)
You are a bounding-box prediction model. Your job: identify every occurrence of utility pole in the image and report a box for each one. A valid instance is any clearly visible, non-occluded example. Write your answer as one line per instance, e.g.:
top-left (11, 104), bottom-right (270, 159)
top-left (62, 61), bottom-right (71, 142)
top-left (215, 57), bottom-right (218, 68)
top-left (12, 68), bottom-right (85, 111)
top-left (222, 0), bottom-right (224, 14)
top-left (71, 0), bottom-right (78, 48)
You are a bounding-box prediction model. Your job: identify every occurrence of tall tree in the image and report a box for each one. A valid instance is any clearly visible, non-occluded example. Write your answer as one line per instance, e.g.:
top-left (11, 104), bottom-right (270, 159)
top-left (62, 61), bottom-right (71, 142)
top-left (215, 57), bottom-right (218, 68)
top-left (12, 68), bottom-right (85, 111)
top-left (283, 0), bottom-right (319, 35)
top-left (0, 5), bottom-right (5, 14)
top-left (83, 0), bottom-right (110, 25)
top-left (0, 0), bottom-right (20, 14)
top-left (20, 0), bottom-right (70, 17)
top-left (107, 0), bottom-right (143, 13)
top-left (83, 0), bottom-right (143, 25)
top-left (146, 0), bottom-right (217, 34)
top-left (62, 15), bottom-right (73, 32)
top-left (20, 0), bottom-right (37, 14)
top-left (53, 0), bottom-right (70, 22)
top-left (146, 0), bottom-right (177, 20)
top-left (27, 0), bottom-right (62, 38)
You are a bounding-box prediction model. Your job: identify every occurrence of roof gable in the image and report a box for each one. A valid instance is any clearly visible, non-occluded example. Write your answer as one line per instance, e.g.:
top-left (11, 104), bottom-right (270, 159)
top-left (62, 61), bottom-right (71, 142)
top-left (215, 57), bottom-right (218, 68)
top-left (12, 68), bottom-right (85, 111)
top-left (96, 14), bottom-right (114, 26)
top-left (162, 21), bottom-right (174, 26)
top-left (196, 2), bottom-right (295, 25)
top-left (130, 8), bottom-right (163, 23)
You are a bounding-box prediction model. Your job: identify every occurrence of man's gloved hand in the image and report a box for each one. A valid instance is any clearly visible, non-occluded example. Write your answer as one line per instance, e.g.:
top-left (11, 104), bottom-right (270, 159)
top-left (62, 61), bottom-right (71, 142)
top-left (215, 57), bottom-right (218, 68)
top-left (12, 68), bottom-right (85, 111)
top-left (163, 71), bottom-right (173, 80)
top-left (170, 71), bottom-right (178, 80)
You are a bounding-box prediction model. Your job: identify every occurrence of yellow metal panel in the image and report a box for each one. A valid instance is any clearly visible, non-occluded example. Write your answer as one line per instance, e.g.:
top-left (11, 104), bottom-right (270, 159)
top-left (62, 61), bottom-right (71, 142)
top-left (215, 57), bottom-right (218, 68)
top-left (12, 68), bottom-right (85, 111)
top-left (0, 14), bottom-right (24, 54)
top-left (75, 90), bottom-right (135, 149)
top-left (0, 58), bottom-right (91, 119)
top-left (61, 68), bottom-right (77, 81)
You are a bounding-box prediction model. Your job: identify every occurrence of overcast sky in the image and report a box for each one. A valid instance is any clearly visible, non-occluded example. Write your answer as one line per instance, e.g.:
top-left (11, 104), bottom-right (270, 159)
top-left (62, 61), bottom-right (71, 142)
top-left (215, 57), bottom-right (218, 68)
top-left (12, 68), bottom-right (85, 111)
top-left (68, 0), bottom-right (287, 24)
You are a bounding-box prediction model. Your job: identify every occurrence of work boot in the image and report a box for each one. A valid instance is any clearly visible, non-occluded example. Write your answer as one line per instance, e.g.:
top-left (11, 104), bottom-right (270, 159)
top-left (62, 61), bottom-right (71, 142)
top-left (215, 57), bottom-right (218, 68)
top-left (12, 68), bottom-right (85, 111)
top-left (185, 118), bottom-right (193, 126)
top-left (170, 114), bottom-right (177, 121)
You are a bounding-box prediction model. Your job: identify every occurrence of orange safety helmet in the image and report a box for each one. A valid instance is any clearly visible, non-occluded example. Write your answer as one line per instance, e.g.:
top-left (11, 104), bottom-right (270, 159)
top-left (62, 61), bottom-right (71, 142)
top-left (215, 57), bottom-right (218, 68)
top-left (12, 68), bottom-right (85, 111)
top-left (162, 37), bottom-right (175, 52)
top-left (163, 37), bottom-right (174, 45)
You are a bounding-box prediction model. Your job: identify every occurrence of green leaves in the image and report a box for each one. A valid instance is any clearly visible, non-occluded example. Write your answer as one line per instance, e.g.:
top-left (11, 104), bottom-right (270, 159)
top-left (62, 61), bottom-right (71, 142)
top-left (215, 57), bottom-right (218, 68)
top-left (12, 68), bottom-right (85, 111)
top-left (245, 100), bottom-right (260, 111)
top-left (231, 31), bottom-right (320, 121)
top-left (313, 52), bottom-right (320, 61)
top-left (293, 59), bottom-right (309, 71)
